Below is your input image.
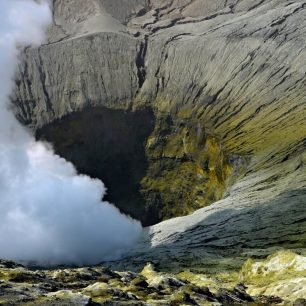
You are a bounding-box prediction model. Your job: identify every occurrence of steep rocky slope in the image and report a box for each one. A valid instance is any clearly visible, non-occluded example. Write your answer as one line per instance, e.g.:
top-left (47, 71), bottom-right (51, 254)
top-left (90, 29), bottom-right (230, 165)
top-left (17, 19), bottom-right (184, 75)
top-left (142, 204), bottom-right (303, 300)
top-left (13, 0), bottom-right (306, 292)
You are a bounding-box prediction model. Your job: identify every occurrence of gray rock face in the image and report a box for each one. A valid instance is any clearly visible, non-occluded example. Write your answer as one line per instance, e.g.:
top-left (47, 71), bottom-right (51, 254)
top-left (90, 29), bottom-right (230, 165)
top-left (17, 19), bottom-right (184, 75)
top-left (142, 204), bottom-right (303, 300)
top-left (15, 32), bottom-right (140, 128)
top-left (14, 0), bottom-right (306, 271)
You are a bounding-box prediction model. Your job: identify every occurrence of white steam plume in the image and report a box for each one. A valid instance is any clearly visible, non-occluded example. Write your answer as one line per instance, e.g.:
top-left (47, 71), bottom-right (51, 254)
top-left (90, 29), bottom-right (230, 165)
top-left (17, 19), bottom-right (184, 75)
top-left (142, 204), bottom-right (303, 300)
top-left (0, 0), bottom-right (142, 266)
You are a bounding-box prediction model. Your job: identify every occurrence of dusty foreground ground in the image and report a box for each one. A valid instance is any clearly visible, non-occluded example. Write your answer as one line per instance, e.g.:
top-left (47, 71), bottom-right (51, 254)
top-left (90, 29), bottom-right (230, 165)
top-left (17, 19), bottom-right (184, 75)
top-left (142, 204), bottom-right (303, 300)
top-left (0, 251), bottom-right (305, 305)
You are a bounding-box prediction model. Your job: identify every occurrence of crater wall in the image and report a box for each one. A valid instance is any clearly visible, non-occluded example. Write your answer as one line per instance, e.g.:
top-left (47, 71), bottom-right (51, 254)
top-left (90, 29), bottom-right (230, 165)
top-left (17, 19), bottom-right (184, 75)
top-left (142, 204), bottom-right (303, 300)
top-left (14, 0), bottom-right (306, 270)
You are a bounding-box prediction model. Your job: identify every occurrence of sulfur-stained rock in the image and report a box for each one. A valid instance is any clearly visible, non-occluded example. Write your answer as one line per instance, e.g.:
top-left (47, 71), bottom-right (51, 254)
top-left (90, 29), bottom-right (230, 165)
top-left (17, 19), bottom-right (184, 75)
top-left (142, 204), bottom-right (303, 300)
top-left (42, 290), bottom-right (91, 306)
top-left (0, 253), bottom-right (304, 305)
top-left (83, 282), bottom-right (112, 299)
top-left (240, 251), bottom-right (306, 301)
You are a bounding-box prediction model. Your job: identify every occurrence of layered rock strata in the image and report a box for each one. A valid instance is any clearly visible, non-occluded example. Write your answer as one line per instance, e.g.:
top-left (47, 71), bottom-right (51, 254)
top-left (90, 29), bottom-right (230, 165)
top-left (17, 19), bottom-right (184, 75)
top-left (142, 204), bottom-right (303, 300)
top-left (13, 0), bottom-right (306, 277)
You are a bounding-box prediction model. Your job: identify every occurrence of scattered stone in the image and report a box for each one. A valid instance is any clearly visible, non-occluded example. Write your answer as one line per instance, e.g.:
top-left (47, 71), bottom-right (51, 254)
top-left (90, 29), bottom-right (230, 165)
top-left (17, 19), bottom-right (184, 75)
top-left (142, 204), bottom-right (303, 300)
top-left (0, 255), bottom-right (294, 305)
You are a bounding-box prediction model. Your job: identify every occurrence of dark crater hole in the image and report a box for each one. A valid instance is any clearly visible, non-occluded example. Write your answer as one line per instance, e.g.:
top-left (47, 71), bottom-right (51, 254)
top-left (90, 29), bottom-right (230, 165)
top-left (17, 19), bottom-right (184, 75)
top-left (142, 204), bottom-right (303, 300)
top-left (36, 107), bottom-right (156, 226)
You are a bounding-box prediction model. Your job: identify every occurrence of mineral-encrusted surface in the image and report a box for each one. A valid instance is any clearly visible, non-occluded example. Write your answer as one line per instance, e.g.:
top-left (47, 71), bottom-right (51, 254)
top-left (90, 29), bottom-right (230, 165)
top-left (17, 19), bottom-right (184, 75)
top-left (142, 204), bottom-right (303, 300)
top-left (0, 251), bottom-right (305, 305)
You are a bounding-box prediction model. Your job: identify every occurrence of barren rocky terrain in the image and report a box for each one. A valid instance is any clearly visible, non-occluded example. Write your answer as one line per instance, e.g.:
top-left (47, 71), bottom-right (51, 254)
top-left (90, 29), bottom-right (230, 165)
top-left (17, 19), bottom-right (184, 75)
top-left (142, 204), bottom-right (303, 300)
top-left (8, 0), bottom-right (306, 304)
top-left (0, 251), bottom-right (304, 305)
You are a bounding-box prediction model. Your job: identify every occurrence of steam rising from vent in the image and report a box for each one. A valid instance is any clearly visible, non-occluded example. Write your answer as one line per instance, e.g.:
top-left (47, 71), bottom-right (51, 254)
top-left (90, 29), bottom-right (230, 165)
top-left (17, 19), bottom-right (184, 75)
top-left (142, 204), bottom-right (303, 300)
top-left (0, 0), bottom-right (141, 266)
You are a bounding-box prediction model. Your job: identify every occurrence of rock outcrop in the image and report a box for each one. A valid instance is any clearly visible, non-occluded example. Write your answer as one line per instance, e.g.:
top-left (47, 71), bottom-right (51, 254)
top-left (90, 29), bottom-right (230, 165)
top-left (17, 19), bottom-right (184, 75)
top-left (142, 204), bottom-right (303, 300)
top-left (13, 0), bottom-right (306, 287)
top-left (0, 251), bottom-right (304, 305)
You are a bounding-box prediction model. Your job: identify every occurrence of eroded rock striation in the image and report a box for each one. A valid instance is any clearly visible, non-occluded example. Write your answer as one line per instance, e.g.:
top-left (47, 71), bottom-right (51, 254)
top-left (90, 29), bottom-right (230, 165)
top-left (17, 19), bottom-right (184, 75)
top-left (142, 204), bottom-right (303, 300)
top-left (13, 0), bottom-right (306, 293)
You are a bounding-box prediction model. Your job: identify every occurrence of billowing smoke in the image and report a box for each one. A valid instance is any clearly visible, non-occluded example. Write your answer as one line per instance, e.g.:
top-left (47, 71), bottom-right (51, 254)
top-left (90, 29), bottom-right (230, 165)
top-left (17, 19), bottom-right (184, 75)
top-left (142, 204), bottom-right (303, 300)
top-left (0, 0), bottom-right (142, 266)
